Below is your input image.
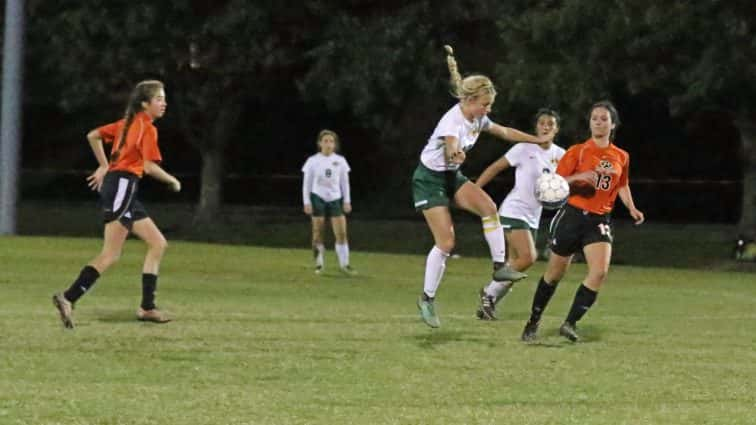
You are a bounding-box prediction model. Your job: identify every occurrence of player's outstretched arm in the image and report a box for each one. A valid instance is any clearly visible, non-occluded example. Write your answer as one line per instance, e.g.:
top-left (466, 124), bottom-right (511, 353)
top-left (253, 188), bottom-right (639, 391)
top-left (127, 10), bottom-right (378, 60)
top-left (486, 122), bottom-right (552, 145)
top-left (144, 160), bottom-right (181, 192)
top-left (476, 156), bottom-right (511, 188)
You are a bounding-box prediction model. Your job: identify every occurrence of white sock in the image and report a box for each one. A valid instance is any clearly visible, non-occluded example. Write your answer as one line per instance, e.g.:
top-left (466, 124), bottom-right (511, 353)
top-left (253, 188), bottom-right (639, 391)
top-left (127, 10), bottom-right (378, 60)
top-left (314, 243), bottom-right (325, 267)
top-left (335, 243), bottom-right (349, 268)
top-left (423, 246), bottom-right (449, 298)
top-left (482, 215), bottom-right (506, 263)
top-left (485, 280), bottom-right (513, 298)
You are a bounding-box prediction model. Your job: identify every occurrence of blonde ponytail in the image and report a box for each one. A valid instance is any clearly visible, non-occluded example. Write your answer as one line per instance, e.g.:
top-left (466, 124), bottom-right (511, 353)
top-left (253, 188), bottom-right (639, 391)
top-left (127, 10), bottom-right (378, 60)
top-left (442, 45), bottom-right (496, 100)
top-left (444, 45), bottom-right (463, 98)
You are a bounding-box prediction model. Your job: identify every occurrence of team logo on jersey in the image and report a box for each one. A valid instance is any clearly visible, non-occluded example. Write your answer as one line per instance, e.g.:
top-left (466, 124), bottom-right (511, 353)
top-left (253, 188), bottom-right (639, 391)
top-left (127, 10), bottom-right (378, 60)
top-left (598, 159), bottom-right (613, 170)
top-left (332, 161), bottom-right (339, 167)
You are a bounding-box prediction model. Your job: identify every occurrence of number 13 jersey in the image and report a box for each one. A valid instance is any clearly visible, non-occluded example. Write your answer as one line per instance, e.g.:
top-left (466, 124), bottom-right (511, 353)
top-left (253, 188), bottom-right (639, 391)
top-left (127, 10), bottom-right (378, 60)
top-left (556, 138), bottom-right (630, 215)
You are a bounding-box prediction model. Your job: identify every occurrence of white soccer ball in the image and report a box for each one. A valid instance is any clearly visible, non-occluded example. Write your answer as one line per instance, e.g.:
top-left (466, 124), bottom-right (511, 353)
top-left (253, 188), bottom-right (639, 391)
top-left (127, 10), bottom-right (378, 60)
top-left (535, 172), bottom-right (569, 210)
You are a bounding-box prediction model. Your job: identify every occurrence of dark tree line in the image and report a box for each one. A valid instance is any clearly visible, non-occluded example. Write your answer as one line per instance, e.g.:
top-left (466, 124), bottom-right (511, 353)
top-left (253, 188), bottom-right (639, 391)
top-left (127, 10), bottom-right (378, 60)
top-left (23, 0), bottom-right (755, 258)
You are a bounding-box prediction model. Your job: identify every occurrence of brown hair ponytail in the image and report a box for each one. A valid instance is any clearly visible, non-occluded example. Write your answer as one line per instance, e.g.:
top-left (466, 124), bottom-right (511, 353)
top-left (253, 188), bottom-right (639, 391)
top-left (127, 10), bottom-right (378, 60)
top-left (110, 80), bottom-right (164, 163)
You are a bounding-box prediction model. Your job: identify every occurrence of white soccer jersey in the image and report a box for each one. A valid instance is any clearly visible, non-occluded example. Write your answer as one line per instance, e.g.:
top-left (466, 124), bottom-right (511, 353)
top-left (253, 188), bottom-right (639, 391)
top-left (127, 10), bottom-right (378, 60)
top-left (499, 143), bottom-right (565, 229)
top-left (301, 153), bottom-right (351, 204)
top-left (420, 103), bottom-right (492, 171)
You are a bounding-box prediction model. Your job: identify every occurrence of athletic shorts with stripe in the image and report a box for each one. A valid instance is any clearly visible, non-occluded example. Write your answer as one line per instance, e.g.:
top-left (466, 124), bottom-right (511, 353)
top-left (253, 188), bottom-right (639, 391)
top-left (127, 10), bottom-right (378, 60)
top-left (99, 171), bottom-right (148, 230)
top-left (412, 163), bottom-right (469, 211)
top-left (500, 216), bottom-right (538, 241)
top-left (548, 204), bottom-right (612, 257)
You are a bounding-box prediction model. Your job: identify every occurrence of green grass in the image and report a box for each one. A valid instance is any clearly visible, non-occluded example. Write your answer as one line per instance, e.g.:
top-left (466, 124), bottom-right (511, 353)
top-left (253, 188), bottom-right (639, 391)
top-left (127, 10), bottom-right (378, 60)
top-left (0, 236), bottom-right (754, 424)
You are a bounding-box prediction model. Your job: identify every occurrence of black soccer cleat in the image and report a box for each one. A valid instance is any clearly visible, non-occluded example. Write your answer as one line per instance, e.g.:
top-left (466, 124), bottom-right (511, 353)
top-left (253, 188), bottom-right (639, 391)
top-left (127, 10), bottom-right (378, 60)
top-left (521, 320), bottom-right (539, 341)
top-left (559, 321), bottom-right (580, 342)
top-left (476, 288), bottom-right (497, 320)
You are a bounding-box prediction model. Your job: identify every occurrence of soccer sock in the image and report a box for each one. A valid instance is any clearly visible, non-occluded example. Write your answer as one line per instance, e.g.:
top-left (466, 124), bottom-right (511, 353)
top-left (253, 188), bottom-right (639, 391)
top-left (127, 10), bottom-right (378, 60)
top-left (529, 276), bottom-right (558, 323)
top-left (481, 215), bottom-right (506, 263)
top-left (63, 265), bottom-right (100, 303)
top-left (313, 243), bottom-right (325, 267)
top-left (565, 284), bottom-right (597, 325)
top-left (423, 245), bottom-right (449, 298)
top-left (484, 280), bottom-right (513, 299)
top-left (335, 242), bottom-right (349, 268)
top-left (141, 273), bottom-right (158, 310)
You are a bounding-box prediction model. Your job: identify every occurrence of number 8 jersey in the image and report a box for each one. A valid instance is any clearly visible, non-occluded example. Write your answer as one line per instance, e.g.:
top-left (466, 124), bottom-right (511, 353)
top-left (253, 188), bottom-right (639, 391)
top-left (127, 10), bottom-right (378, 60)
top-left (556, 138), bottom-right (630, 215)
top-left (301, 152), bottom-right (352, 205)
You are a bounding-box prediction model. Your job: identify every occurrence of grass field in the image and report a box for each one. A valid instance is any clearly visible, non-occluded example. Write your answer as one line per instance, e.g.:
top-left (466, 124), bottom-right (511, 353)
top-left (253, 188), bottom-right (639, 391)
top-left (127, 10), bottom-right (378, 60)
top-left (0, 236), bottom-right (754, 425)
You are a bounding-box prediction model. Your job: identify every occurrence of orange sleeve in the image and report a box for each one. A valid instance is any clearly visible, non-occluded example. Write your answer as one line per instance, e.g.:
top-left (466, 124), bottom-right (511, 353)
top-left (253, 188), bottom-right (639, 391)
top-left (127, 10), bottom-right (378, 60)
top-left (140, 126), bottom-right (162, 163)
top-left (97, 122), bottom-right (119, 144)
top-left (556, 145), bottom-right (580, 177)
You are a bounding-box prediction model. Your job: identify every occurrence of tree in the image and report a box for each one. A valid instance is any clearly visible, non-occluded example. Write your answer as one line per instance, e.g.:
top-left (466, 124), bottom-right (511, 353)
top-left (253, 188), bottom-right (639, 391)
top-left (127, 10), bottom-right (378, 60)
top-left (26, 0), bottom-right (312, 226)
top-left (297, 0), bottom-right (518, 201)
top-left (495, 0), bottom-right (755, 258)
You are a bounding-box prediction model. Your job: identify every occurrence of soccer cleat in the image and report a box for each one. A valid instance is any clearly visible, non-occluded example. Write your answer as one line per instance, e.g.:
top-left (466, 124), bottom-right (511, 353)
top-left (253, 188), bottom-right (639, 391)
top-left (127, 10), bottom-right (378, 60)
top-left (340, 265), bottom-right (357, 276)
top-left (137, 308), bottom-right (171, 323)
top-left (492, 263), bottom-right (527, 283)
top-left (52, 293), bottom-right (75, 329)
top-left (521, 320), bottom-right (540, 341)
top-left (314, 265), bottom-right (323, 275)
top-left (476, 288), bottom-right (497, 320)
top-left (559, 321), bottom-right (579, 342)
top-left (417, 296), bottom-right (440, 328)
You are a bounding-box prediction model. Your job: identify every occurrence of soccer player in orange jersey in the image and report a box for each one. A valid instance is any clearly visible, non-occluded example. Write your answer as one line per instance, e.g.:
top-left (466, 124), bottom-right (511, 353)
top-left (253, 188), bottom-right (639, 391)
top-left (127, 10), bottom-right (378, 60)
top-left (521, 101), bottom-right (645, 342)
top-left (52, 80), bottom-right (181, 329)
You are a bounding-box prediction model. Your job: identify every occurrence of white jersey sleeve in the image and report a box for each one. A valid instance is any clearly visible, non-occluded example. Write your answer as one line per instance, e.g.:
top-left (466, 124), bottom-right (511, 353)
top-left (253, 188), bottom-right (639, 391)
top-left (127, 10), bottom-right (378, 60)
top-left (480, 115), bottom-right (492, 132)
top-left (340, 156), bottom-right (351, 204)
top-left (301, 157), bottom-right (314, 205)
top-left (421, 104), bottom-right (491, 171)
top-left (504, 143), bottom-right (526, 168)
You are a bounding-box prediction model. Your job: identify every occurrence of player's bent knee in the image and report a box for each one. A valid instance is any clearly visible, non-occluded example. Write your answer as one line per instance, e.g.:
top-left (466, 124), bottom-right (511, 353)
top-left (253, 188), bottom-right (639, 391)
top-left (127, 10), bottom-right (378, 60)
top-left (588, 269), bottom-right (608, 283)
top-left (436, 238), bottom-right (455, 254)
top-left (520, 256), bottom-right (536, 270)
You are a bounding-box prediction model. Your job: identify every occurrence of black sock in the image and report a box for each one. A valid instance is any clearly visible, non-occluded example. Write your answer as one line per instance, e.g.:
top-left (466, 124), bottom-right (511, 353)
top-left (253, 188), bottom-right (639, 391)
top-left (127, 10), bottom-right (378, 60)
top-left (565, 284), bottom-right (597, 325)
top-left (63, 265), bottom-right (100, 303)
top-left (141, 273), bottom-right (158, 310)
top-left (529, 276), bottom-right (558, 323)
top-left (421, 292), bottom-right (434, 302)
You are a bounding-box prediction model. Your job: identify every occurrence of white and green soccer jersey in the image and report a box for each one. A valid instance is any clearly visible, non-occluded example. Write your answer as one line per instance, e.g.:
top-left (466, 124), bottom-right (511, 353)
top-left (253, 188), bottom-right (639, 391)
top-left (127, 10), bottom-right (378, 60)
top-left (499, 143), bottom-right (565, 229)
top-left (301, 153), bottom-right (351, 205)
top-left (420, 103), bottom-right (492, 172)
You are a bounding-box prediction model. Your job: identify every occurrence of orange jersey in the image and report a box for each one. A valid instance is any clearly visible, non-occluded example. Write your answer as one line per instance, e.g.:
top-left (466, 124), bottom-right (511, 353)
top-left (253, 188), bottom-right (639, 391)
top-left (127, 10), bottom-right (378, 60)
top-left (556, 138), bottom-right (629, 215)
top-left (98, 111), bottom-right (162, 177)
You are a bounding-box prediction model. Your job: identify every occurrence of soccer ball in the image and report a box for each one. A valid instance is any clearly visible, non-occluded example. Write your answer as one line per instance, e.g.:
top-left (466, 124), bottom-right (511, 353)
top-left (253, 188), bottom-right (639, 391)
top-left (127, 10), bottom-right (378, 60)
top-left (535, 173), bottom-right (569, 210)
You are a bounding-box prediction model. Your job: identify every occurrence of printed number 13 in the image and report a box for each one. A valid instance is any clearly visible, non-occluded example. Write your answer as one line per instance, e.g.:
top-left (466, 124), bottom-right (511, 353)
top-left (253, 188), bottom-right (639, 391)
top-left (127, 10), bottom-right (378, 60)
top-left (595, 175), bottom-right (612, 190)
